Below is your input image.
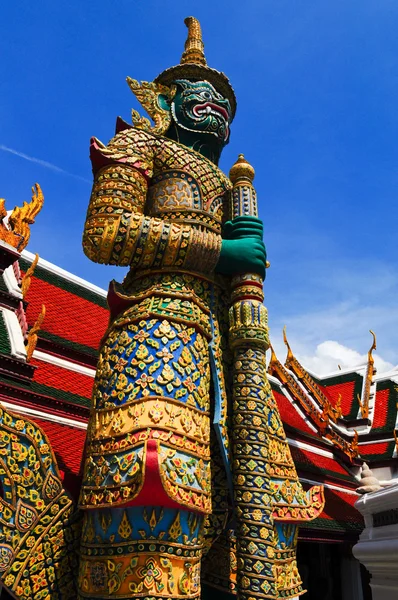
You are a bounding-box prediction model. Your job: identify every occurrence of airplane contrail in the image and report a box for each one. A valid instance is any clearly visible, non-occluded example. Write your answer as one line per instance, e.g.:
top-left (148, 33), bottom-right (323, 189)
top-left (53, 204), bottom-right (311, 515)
top-left (0, 144), bottom-right (91, 184)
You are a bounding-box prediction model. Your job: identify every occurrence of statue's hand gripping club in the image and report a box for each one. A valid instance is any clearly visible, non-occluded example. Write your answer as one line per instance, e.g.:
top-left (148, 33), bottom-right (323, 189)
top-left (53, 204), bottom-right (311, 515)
top-left (216, 216), bottom-right (267, 279)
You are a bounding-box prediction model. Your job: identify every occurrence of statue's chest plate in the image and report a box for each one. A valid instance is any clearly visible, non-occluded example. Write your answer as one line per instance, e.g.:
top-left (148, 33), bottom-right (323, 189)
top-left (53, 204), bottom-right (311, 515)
top-left (148, 141), bottom-right (231, 232)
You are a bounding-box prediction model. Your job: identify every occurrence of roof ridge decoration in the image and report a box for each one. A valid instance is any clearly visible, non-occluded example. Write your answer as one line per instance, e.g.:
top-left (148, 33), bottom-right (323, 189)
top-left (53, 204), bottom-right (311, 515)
top-left (268, 339), bottom-right (359, 463)
top-left (21, 252), bottom-right (39, 299)
top-left (393, 422), bottom-right (398, 456)
top-left (26, 303), bottom-right (45, 362)
top-left (359, 330), bottom-right (377, 420)
top-left (0, 184), bottom-right (44, 252)
top-left (283, 326), bottom-right (342, 422)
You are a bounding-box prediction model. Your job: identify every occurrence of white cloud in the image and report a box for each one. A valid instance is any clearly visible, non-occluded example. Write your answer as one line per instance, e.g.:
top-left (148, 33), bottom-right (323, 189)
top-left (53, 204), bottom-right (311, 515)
top-left (297, 340), bottom-right (395, 375)
top-left (267, 255), bottom-right (398, 371)
top-left (268, 336), bottom-right (395, 377)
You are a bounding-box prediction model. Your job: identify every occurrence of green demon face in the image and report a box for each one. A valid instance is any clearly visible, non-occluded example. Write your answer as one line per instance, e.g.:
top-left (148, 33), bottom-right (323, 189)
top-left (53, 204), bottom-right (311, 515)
top-left (171, 80), bottom-right (232, 145)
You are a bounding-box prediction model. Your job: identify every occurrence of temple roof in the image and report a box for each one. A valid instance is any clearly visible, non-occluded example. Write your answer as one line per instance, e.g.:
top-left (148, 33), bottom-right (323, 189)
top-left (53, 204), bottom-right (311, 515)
top-left (20, 250), bottom-right (108, 365)
top-left (268, 329), bottom-right (398, 468)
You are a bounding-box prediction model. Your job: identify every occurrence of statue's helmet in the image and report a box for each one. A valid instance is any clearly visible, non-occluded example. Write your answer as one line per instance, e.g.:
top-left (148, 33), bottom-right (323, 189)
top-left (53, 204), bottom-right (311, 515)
top-left (154, 17), bottom-right (237, 121)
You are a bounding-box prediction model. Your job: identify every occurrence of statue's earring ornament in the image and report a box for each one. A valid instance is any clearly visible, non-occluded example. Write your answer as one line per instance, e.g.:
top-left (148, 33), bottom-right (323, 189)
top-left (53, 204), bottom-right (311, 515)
top-left (127, 78), bottom-right (176, 136)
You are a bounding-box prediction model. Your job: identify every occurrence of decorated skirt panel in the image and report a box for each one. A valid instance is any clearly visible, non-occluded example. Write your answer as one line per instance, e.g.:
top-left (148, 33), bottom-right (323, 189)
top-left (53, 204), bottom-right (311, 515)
top-left (80, 316), bottom-right (212, 512)
top-left (111, 281), bottom-right (213, 341)
top-left (0, 407), bottom-right (80, 599)
top-left (78, 506), bottom-right (203, 599)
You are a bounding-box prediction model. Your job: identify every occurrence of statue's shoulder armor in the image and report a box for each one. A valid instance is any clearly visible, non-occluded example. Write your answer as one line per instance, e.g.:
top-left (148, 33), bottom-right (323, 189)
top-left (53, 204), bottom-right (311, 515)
top-left (91, 125), bottom-right (161, 180)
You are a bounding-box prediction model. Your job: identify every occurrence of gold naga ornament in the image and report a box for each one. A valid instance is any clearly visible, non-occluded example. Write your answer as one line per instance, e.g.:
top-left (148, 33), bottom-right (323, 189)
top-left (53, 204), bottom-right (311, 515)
top-left (0, 184), bottom-right (44, 252)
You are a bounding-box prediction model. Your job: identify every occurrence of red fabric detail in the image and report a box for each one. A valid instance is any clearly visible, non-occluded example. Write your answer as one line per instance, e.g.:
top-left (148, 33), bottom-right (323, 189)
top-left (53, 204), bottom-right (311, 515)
top-left (24, 276), bottom-right (108, 350)
top-left (373, 388), bottom-right (390, 429)
top-left (319, 381), bottom-right (356, 416)
top-left (273, 390), bottom-right (316, 436)
top-left (107, 280), bottom-right (134, 321)
top-left (125, 439), bottom-right (187, 510)
top-left (115, 116), bottom-right (134, 135)
top-left (90, 137), bottom-right (151, 180)
top-left (359, 442), bottom-right (389, 456)
top-left (30, 357), bottom-right (94, 399)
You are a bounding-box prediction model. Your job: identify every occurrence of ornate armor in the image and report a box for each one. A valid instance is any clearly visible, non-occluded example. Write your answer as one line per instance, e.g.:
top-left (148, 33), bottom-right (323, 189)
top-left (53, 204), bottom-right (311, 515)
top-left (78, 125), bottom-right (234, 599)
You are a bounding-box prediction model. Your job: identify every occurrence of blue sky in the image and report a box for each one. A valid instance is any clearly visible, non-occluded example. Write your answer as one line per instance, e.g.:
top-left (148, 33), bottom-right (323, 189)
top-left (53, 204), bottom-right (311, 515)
top-left (2, 0), bottom-right (398, 372)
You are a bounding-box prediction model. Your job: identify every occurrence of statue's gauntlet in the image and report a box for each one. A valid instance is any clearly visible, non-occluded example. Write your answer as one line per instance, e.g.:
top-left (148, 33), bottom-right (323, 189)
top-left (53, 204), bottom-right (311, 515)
top-left (83, 163), bottom-right (221, 272)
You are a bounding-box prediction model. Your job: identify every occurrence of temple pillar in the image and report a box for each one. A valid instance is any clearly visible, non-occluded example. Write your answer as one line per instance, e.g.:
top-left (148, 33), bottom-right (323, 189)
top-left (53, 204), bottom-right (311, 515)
top-left (353, 485), bottom-right (398, 599)
top-left (340, 552), bottom-right (364, 600)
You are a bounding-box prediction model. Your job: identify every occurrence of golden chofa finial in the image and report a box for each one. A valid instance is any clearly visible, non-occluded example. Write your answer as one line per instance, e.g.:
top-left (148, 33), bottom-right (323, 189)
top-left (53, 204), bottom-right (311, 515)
top-left (283, 325), bottom-right (294, 363)
top-left (0, 184), bottom-right (44, 252)
top-left (229, 154), bottom-right (255, 185)
top-left (268, 342), bottom-right (279, 367)
top-left (368, 330), bottom-right (377, 362)
top-left (181, 17), bottom-right (207, 66)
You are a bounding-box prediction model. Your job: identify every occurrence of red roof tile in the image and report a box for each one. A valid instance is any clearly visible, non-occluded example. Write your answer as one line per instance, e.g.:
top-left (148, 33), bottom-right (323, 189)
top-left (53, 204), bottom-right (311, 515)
top-left (319, 381), bottom-right (357, 416)
top-left (31, 417), bottom-right (86, 475)
top-left (24, 276), bottom-right (108, 350)
top-left (31, 358), bottom-right (94, 399)
top-left (373, 387), bottom-right (390, 430)
top-left (320, 487), bottom-right (362, 524)
top-left (290, 445), bottom-right (354, 481)
top-left (273, 389), bottom-right (316, 436)
top-left (358, 441), bottom-right (391, 457)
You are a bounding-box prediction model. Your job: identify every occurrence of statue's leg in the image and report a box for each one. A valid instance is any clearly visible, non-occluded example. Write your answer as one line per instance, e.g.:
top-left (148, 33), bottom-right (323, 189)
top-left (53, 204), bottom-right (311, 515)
top-left (78, 314), bottom-right (213, 599)
top-left (78, 505), bottom-right (203, 599)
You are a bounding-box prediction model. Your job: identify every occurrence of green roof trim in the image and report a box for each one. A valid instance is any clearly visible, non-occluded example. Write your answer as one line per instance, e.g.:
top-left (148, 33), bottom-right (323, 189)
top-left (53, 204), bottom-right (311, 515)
top-left (19, 257), bottom-right (108, 309)
top-left (294, 462), bottom-right (355, 484)
top-left (0, 274), bottom-right (9, 293)
top-left (301, 516), bottom-right (363, 532)
top-left (30, 380), bottom-right (91, 409)
top-left (0, 373), bottom-right (90, 409)
top-left (39, 330), bottom-right (99, 359)
top-left (0, 312), bottom-right (11, 355)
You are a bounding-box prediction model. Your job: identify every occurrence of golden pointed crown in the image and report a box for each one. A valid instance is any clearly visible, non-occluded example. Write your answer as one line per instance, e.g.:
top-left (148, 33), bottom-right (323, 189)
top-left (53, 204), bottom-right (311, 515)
top-left (154, 17), bottom-right (237, 119)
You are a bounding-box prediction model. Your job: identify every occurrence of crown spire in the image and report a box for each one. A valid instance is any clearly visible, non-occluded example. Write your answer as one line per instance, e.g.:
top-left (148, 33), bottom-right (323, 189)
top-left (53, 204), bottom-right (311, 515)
top-left (181, 17), bottom-right (207, 66)
top-left (155, 16), bottom-right (237, 118)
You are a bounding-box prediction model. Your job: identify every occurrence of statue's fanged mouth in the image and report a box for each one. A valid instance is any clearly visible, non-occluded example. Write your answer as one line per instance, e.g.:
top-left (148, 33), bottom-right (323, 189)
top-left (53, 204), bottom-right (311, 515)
top-left (192, 102), bottom-right (230, 122)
